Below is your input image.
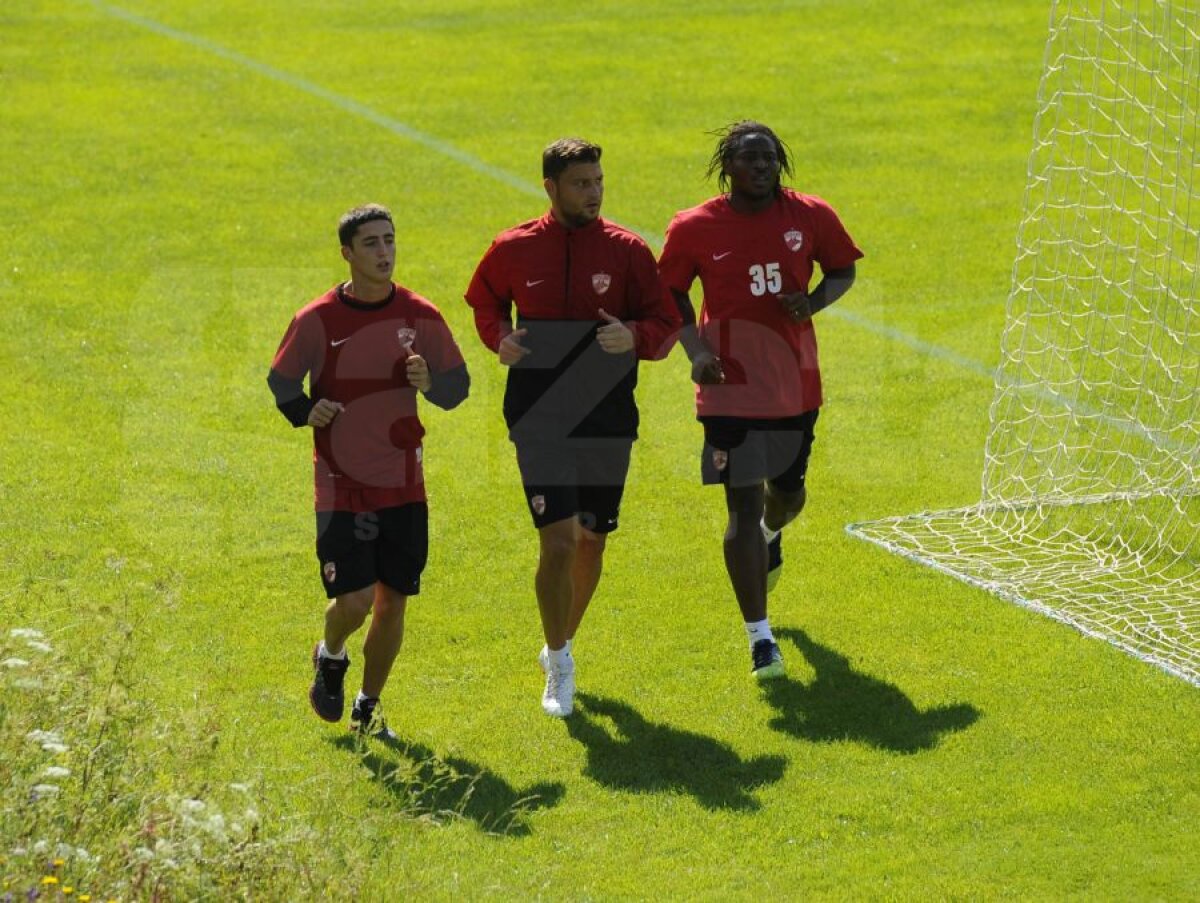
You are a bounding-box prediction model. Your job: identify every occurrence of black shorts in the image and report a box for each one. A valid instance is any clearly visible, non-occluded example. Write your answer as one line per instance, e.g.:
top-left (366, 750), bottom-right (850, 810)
top-left (699, 410), bottom-right (819, 491)
top-left (315, 503), bottom-right (428, 599)
top-left (514, 439), bottom-right (633, 533)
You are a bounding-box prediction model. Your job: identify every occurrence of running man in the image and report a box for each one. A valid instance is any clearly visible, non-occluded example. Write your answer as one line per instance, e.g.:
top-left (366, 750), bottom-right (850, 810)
top-left (658, 121), bottom-right (863, 680)
top-left (268, 203), bottom-right (470, 737)
top-left (465, 138), bottom-right (680, 716)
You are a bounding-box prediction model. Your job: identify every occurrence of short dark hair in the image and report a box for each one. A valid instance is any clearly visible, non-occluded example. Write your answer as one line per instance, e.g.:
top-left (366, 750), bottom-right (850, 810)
top-left (337, 203), bottom-right (393, 247)
top-left (542, 138), bottom-right (602, 181)
top-left (705, 120), bottom-right (793, 192)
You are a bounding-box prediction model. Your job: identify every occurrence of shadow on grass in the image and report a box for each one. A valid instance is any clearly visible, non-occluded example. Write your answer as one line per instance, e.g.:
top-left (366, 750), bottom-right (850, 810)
top-left (331, 734), bottom-right (565, 836)
top-left (763, 627), bottom-right (981, 752)
top-left (566, 692), bottom-right (786, 811)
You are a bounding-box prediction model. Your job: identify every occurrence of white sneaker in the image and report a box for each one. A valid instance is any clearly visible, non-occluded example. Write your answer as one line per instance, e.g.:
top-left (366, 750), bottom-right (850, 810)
top-left (541, 661), bottom-right (575, 718)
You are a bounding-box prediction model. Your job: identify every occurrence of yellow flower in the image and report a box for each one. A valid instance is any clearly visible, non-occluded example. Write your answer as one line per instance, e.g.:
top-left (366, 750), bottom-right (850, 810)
top-left (64, 887), bottom-right (75, 895)
top-left (54, 857), bottom-right (66, 867)
top-left (80, 896), bottom-right (92, 902)
top-left (42, 874), bottom-right (60, 885)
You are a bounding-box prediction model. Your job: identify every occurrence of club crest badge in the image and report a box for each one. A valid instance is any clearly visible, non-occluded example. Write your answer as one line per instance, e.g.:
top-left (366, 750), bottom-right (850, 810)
top-left (531, 495), bottom-right (546, 515)
top-left (712, 450), bottom-right (729, 471)
top-left (397, 327), bottom-right (417, 348)
top-left (322, 561), bottom-right (337, 584)
top-left (784, 229), bottom-right (804, 252)
top-left (592, 272), bottom-right (612, 295)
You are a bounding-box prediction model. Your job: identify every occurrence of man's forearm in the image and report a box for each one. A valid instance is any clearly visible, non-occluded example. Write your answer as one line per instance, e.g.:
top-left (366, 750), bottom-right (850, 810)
top-left (807, 264), bottom-right (857, 315)
top-left (267, 368), bottom-right (314, 428)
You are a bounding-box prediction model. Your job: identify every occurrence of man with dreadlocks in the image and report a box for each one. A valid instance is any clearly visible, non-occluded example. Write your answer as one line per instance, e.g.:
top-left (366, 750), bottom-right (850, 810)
top-left (657, 121), bottom-right (863, 680)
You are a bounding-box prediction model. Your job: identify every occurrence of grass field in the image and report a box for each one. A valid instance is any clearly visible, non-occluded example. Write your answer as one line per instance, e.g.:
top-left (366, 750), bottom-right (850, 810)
top-left (2, 0), bottom-right (1199, 899)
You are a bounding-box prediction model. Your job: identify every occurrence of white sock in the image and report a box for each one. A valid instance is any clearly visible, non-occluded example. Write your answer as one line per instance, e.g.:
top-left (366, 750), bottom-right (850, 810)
top-left (319, 640), bottom-right (347, 660)
top-left (761, 518), bottom-right (780, 544)
top-left (542, 638), bottom-right (573, 657)
top-left (548, 645), bottom-right (573, 671)
top-left (745, 618), bottom-right (775, 648)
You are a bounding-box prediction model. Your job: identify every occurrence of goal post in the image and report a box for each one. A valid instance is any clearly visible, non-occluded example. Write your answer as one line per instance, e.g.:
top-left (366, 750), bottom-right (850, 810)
top-left (846, 0), bottom-right (1200, 686)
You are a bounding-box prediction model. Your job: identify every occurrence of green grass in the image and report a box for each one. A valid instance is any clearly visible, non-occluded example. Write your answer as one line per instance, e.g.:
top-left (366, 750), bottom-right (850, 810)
top-left (2, 0), bottom-right (1199, 899)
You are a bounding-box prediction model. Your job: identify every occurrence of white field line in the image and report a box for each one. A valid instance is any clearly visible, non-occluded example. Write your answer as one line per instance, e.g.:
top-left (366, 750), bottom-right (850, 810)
top-left (91, 0), bottom-right (1002, 383)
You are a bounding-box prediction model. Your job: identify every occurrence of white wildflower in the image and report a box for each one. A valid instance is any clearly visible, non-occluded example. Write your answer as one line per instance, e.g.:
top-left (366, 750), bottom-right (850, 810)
top-left (27, 729), bottom-right (62, 744)
top-left (205, 813), bottom-right (227, 840)
top-left (14, 678), bottom-right (45, 690)
top-left (132, 847), bottom-right (154, 863)
top-left (229, 782), bottom-right (252, 794)
top-left (31, 784), bottom-right (61, 799)
top-left (43, 742), bottom-right (70, 754)
top-left (180, 798), bottom-right (206, 814)
top-left (243, 807), bottom-right (260, 823)
top-left (33, 840), bottom-right (49, 854)
top-left (10, 628), bottom-right (44, 639)
top-left (25, 640), bottom-right (53, 654)
top-left (2, 657), bottom-right (30, 669)
top-left (42, 766), bottom-right (71, 779)
top-left (11, 846), bottom-right (27, 856)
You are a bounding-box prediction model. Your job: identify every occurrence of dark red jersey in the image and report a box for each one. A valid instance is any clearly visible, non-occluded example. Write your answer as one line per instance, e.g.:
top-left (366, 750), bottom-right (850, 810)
top-left (659, 189), bottom-right (863, 419)
top-left (270, 283), bottom-right (467, 511)
top-left (465, 213), bottom-right (680, 440)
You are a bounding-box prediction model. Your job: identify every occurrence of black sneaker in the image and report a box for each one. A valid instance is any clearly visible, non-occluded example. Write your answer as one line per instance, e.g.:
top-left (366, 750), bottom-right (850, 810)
top-left (751, 639), bottom-right (786, 681)
top-left (309, 644), bottom-right (349, 722)
top-left (350, 696), bottom-right (399, 742)
top-left (766, 533), bottom-right (783, 593)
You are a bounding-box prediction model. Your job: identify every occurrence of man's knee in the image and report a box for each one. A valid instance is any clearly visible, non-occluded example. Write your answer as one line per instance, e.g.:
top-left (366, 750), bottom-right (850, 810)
top-left (577, 527), bottom-right (607, 557)
top-left (769, 483), bottom-right (807, 514)
top-left (723, 486), bottom-right (766, 541)
top-left (335, 586), bottom-right (375, 619)
top-left (373, 584), bottom-right (408, 620)
top-left (539, 519), bottom-right (578, 566)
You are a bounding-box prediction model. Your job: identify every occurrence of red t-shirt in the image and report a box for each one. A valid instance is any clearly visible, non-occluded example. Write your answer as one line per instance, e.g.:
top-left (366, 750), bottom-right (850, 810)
top-left (658, 189), bottom-right (863, 418)
top-left (271, 284), bottom-right (465, 511)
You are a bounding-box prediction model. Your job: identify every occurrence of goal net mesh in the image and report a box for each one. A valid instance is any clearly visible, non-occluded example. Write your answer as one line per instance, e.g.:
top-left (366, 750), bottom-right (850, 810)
top-left (846, 0), bottom-right (1200, 686)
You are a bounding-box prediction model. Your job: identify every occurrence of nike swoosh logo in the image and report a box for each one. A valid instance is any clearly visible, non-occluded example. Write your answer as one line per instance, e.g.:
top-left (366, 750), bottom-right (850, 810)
top-left (330, 337), bottom-right (351, 347)
top-left (712, 251), bottom-right (732, 260)
top-left (526, 279), bottom-right (544, 287)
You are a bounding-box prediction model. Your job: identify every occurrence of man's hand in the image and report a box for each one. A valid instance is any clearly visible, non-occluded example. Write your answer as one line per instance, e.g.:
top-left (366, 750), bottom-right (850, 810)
top-left (596, 308), bottom-right (634, 354)
top-left (691, 350), bottom-right (725, 385)
top-left (498, 328), bottom-right (531, 367)
top-left (778, 291), bottom-right (814, 323)
top-left (405, 351), bottom-right (432, 392)
top-left (307, 398), bottom-right (344, 428)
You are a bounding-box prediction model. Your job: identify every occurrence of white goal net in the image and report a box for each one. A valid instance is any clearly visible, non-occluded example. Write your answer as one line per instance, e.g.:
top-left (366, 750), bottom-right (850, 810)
top-left (847, 0), bottom-right (1200, 686)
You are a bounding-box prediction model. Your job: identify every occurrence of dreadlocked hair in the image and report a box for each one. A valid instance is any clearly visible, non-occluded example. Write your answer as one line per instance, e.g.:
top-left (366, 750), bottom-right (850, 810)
top-left (705, 120), bottom-right (793, 192)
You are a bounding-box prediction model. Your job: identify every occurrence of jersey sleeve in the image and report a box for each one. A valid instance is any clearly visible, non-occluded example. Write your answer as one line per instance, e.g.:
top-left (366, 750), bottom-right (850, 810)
top-left (656, 215), bottom-right (700, 295)
top-left (810, 197), bottom-right (864, 271)
top-left (268, 310), bottom-right (322, 427)
top-left (415, 306), bottom-right (470, 411)
top-left (415, 306), bottom-right (466, 373)
top-left (625, 238), bottom-right (681, 360)
top-left (463, 241), bottom-right (513, 353)
top-left (271, 310), bottom-right (321, 380)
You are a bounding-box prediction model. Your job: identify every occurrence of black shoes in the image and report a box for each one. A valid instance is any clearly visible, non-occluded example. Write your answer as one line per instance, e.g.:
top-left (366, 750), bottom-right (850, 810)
top-left (309, 644), bottom-right (350, 722)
